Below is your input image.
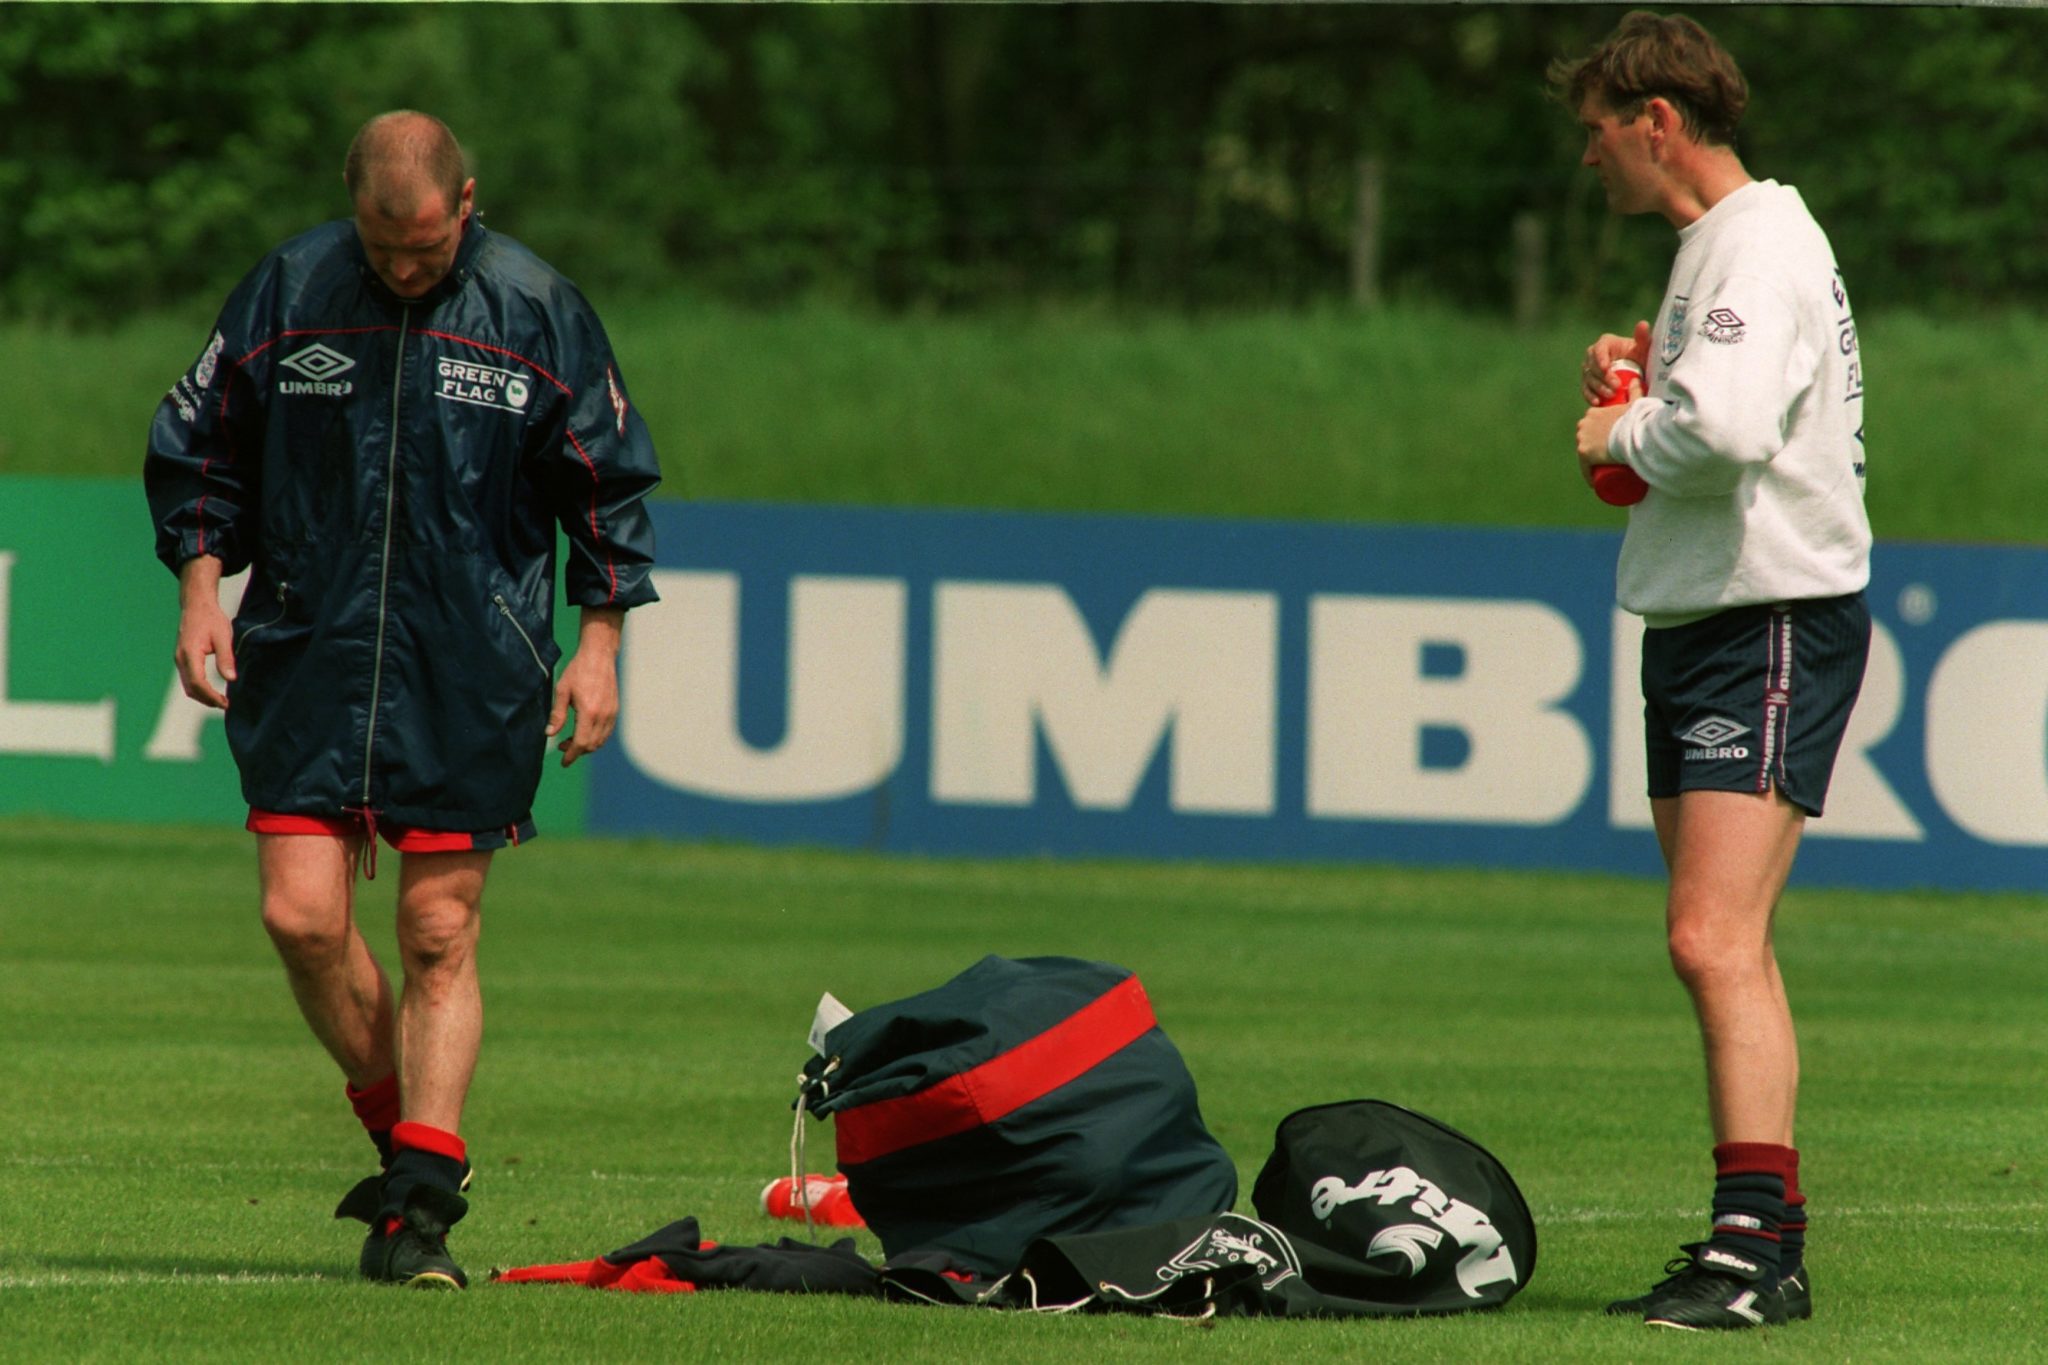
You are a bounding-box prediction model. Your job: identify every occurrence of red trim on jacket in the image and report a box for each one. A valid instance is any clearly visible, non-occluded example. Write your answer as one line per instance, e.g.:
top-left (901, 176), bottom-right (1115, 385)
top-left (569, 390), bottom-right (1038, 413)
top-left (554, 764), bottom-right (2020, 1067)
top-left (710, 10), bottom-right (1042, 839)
top-left (413, 329), bottom-right (570, 395)
top-left (235, 324), bottom-right (401, 368)
top-left (561, 427), bottom-right (617, 601)
top-left (197, 328), bottom-right (407, 554)
top-left (833, 975), bottom-right (1157, 1167)
top-left (206, 323), bottom-right (624, 602)
top-left (420, 328), bottom-right (621, 600)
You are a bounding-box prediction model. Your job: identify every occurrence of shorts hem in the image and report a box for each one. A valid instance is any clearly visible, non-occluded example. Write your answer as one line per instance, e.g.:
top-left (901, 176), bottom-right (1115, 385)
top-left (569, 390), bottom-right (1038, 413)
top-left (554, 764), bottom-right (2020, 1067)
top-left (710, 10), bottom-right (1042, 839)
top-left (1644, 780), bottom-right (1821, 818)
top-left (246, 809), bottom-right (537, 852)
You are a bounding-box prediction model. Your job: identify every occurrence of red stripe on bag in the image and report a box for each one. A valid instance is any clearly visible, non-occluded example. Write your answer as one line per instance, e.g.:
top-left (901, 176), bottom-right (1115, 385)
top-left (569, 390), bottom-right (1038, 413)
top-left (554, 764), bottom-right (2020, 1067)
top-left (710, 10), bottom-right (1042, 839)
top-left (834, 975), bottom-right (1156, 1166)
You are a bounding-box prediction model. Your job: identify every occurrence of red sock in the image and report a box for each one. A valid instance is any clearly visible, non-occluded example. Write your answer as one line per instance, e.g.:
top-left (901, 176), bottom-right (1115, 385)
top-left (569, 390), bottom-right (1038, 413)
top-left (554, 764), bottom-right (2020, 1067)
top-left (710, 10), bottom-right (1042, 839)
top-left (347, 1075), bottom-right (400, 1166)
top-left (346, 1074), bottom-right (401, 1132)
top-left (392, 1121), bottom-right (467, 1164)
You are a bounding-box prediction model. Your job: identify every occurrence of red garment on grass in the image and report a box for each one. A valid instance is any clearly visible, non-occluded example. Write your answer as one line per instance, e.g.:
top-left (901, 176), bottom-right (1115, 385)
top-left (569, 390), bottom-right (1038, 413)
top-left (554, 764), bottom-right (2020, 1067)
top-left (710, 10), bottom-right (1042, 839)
top-left (492, 1257), bottom-right (698, 1293)
top-left (489, 1218), bottom-right (879, 1297)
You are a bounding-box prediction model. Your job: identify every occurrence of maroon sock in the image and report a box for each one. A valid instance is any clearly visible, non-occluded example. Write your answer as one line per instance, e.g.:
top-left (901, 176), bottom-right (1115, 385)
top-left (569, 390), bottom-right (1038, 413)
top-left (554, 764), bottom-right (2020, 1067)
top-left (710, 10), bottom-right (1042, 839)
top-left (1780, 1150), bottom-right (1807, 1272)
top-left (1708, 1142), bottom-right (1795, 1279)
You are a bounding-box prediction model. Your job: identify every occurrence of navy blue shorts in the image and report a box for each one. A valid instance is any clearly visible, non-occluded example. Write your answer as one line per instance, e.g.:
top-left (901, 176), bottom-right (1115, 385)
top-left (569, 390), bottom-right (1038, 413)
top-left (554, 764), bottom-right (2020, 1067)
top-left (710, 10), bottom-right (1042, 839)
top-left (1641, 594), bottom-right (1871, 816)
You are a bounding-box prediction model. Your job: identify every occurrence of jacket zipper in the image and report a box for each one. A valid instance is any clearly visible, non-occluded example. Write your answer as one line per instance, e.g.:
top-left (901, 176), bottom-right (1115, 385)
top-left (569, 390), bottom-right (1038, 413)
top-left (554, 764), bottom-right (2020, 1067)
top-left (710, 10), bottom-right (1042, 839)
top-left (493, 594), bottom-right (553, 679)
top-left (235, 581), bottom-right (290, 649)
top-left (362, 305), bottom-right (410, 807)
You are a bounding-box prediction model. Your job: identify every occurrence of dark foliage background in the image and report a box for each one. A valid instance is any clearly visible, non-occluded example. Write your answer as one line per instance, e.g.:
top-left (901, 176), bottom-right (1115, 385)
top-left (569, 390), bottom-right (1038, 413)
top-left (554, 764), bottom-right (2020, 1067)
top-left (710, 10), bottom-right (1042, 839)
top-left (4, 4), bottom-right (2040, 325)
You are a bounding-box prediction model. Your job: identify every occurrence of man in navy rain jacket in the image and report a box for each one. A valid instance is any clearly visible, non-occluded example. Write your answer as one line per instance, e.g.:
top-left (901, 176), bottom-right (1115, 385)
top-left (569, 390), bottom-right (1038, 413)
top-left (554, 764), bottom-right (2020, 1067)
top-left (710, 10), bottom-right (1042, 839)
top-left (145, 111), bottom-right (661, 1289)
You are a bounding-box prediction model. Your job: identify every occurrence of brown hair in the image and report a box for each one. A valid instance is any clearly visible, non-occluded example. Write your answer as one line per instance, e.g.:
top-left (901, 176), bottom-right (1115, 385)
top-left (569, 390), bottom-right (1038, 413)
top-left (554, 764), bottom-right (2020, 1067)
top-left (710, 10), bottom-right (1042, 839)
top-left (343, 111), bottom-right (468, 218)
top-left (1548, 11), bottom-right (1748, 147)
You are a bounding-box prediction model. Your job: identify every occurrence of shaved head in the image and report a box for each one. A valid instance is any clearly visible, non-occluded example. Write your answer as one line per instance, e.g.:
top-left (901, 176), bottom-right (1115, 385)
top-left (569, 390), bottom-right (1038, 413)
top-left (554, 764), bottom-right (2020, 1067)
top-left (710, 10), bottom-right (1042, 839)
top-left (344, 111), bottom-right (469, 220)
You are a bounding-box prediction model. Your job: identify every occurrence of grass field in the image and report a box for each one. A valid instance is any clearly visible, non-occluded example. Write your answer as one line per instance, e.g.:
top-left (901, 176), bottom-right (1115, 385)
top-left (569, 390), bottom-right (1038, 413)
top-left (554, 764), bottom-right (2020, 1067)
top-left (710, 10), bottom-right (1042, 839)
top-left (10, 300), bottom-right (2048, 544)
top-left (4, 816), bottom-right (2043, 1362)
top-left (10, 289), bottom-right (2046, 1357)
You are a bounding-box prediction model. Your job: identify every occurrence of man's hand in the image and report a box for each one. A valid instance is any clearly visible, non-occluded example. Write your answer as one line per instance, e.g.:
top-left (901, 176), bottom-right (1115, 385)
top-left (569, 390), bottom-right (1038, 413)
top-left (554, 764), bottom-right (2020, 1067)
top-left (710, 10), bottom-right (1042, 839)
top-left (1581, 320), bottom-right (1653, 405)
top-left (175, 556), bottom-right (235, 710)
top-left (1576, 404), bottom-right (1630, 488)
top-left (547, 607), bottom-right (626, 767)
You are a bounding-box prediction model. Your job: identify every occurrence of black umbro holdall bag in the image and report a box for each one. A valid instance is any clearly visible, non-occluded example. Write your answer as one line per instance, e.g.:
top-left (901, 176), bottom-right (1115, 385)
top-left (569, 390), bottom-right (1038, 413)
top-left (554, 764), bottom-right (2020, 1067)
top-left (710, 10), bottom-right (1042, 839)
top-left (796, 955), bottom-right (1237, 1277)
top-left (1249, 1098), bottom-right (1536, 1312)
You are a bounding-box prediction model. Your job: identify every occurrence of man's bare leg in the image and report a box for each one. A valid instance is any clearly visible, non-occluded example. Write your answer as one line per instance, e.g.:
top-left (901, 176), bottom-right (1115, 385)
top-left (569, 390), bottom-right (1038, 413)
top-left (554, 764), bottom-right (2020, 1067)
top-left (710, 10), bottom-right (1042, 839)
top-left (1626, 788), bottom-right (1806, 1326)
top-left (392, 849), bottom-right (491, 1134)
top-left (258, 833), bottom-right (395, 1087)
top-left (361, 848), bottom-right (491, 1289)
top-left (1653, 789), bottom-right (1806, 1144)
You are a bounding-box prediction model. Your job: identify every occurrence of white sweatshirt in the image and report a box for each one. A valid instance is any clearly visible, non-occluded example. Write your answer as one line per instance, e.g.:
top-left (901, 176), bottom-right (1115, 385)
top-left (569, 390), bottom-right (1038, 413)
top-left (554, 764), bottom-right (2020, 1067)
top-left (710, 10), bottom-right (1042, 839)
top-left (1608, 179), bottom-right (1871, 625)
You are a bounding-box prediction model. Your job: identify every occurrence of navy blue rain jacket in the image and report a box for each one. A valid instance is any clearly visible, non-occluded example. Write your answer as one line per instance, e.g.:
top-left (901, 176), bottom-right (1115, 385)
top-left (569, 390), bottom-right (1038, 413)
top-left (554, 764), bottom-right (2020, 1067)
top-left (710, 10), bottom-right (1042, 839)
top-left (145, 215), bottom-right (660, 831)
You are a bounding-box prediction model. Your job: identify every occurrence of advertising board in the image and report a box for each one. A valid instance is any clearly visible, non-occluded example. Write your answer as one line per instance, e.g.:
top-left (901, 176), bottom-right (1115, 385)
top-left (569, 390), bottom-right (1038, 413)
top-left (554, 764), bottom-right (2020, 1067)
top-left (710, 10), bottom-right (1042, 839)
top-left (6, 482), bottom-right (2044, 891)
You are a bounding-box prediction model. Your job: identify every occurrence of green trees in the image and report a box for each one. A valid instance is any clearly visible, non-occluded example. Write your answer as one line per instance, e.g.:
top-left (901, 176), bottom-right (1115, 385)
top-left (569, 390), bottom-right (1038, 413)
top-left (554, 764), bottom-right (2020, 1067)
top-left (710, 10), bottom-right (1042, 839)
top-left (5, 5), bottom-right (2041, 325)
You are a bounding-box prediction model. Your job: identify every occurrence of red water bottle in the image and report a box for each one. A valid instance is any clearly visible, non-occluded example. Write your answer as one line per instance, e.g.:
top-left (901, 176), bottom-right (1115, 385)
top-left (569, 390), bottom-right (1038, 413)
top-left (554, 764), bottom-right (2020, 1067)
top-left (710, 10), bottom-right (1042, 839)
top-left (1590, 359), bottom-right (1649, 507)
top-left (761, 1172), bottom-right (866, 1227)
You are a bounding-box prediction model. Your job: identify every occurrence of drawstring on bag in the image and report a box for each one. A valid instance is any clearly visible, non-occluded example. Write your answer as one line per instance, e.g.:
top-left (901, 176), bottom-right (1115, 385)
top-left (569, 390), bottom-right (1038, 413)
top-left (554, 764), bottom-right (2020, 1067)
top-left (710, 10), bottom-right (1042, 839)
top-left (789, 1057), bottom-right (840, 1240)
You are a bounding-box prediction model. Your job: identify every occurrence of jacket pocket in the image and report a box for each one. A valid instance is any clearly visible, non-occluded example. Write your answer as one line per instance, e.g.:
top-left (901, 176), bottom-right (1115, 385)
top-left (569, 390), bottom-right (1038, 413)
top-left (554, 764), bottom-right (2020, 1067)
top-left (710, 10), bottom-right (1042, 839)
top-left (491, 593), bottom-right (554, 680)
top-left (232, 579), bottom-right (292, 653)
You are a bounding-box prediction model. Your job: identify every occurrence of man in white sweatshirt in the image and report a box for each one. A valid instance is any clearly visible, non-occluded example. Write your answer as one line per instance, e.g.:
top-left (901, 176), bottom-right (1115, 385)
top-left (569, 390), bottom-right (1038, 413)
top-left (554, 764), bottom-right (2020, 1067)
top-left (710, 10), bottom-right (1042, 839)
top-left (1553, 11), bottom-right (1871, 1332)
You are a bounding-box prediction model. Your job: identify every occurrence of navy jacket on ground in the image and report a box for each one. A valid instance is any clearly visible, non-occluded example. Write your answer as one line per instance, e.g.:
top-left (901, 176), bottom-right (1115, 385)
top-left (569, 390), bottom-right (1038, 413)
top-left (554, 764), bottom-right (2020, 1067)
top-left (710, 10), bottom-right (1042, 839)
top-left (145, 214), bottom-right (661, 831)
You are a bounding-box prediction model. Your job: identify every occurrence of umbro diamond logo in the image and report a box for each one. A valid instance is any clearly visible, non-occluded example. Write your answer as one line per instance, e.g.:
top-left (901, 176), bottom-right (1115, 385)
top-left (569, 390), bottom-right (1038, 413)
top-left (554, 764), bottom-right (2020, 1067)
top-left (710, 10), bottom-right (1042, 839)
top-left (1678, 717), bottom-right (1750, 747)
top-left (1701, 307), bottom-right (1747, 345)
top-left (279, 343), bottom-right (357, 381)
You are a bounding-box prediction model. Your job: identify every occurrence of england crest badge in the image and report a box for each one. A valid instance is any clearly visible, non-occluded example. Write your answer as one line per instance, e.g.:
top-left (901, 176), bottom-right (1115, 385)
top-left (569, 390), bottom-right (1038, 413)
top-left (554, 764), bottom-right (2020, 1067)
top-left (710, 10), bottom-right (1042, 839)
top-left (1661, 295), bottom-right (1690, 366)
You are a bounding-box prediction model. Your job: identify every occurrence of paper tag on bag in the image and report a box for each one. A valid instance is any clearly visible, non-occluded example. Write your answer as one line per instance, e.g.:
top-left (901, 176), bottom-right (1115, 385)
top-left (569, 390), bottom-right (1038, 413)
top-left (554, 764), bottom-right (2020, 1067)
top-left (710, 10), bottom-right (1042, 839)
top-left (808, 992), bottom-right (853, 1055)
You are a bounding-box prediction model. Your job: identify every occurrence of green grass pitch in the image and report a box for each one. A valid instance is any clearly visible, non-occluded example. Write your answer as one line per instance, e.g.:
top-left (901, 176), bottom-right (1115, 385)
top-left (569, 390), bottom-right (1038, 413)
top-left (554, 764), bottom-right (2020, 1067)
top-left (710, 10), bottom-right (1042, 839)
top-left (2, 816), bottom-right (2042, 1362)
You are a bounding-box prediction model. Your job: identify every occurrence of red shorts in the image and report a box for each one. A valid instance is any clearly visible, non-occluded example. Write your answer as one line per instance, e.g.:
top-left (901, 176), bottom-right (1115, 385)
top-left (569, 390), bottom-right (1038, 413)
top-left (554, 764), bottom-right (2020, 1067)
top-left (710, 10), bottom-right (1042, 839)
top-left (246, 810), bottom-right (537, 852)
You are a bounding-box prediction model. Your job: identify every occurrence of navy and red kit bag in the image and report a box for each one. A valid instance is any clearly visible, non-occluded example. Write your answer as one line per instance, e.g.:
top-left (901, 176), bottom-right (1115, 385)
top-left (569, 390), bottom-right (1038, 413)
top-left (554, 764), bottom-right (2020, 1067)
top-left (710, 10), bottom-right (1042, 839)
top-left (797, 955), bottom-right (1237, 1277)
